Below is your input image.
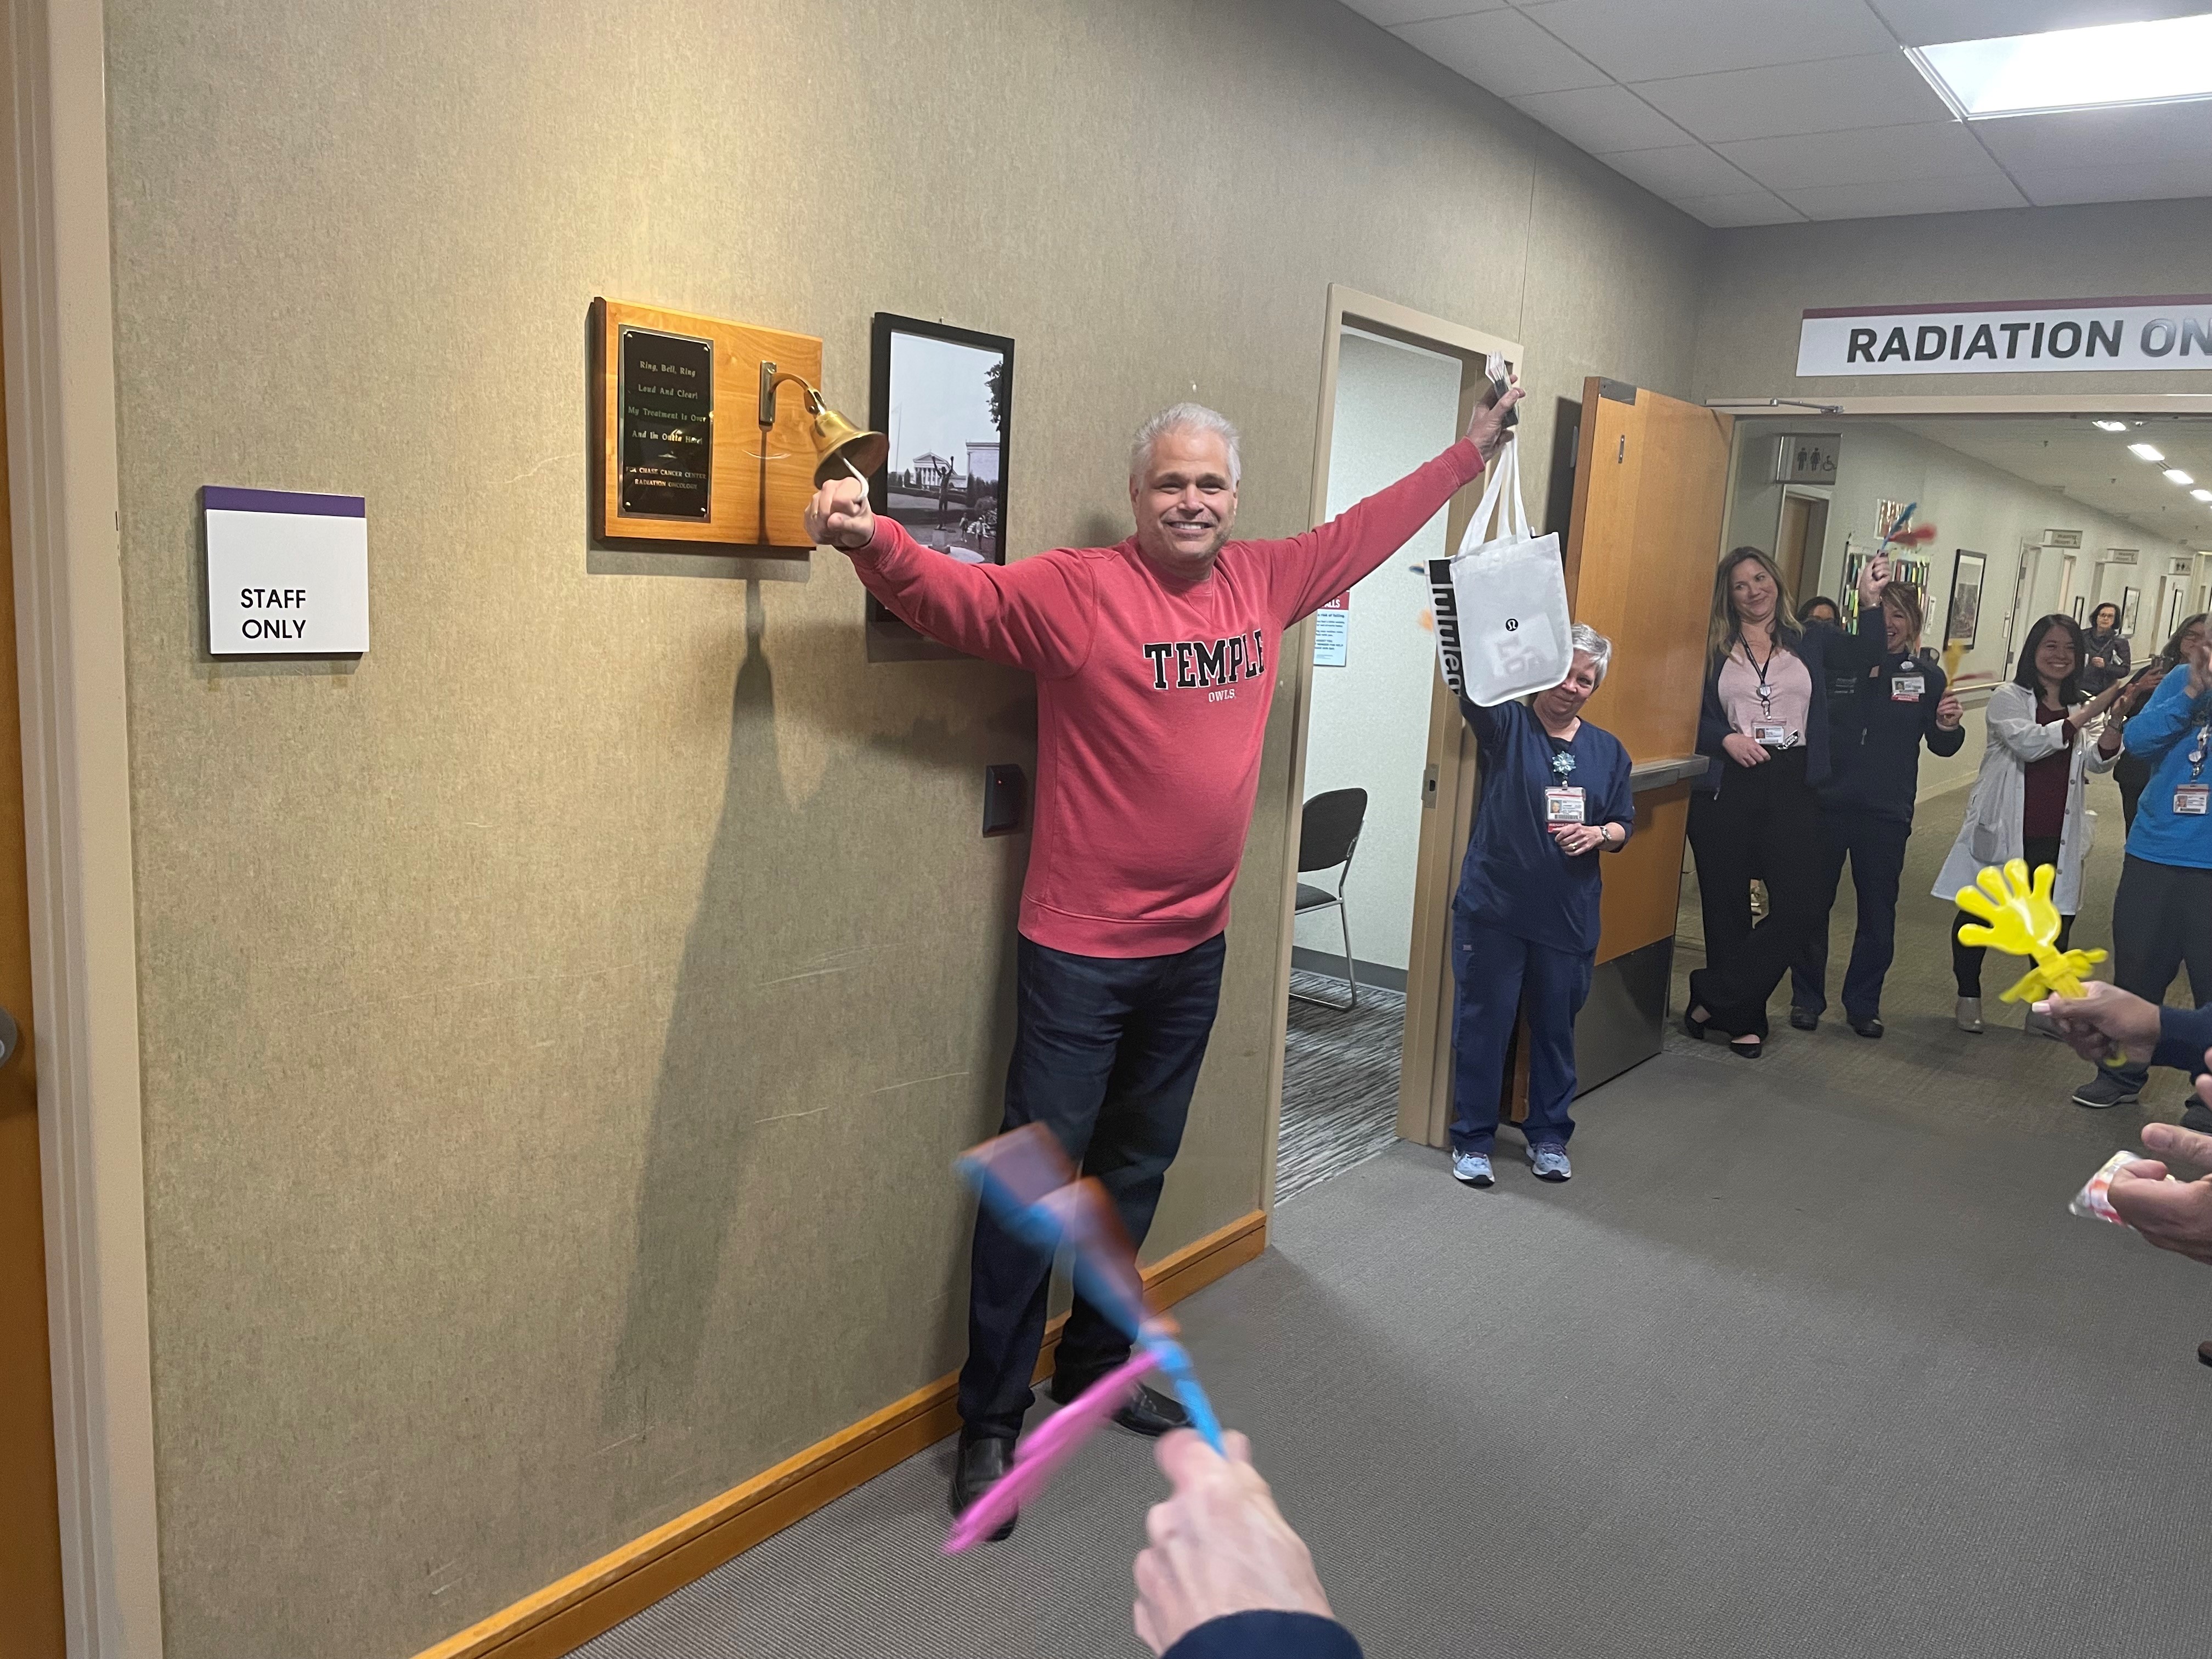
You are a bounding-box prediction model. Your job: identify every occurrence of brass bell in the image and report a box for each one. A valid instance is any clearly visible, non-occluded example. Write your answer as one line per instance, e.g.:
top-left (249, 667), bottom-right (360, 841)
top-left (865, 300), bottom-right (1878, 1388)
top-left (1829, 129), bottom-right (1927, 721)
top-left (805, 401), bottom-right (889, 487)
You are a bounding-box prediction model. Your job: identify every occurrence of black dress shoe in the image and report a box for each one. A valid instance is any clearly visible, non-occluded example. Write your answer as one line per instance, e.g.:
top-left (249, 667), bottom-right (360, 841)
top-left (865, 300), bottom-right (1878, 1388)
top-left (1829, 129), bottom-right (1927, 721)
top-left (1788, 1007), bottom-right (1819, 1031)
top-left (1053, 1374), bottom-right (1189, 1437)
top-left (1849, 1015), bottom-right (1884, 1039)
top-left (950, 1435), bottom-right (1017, 1541)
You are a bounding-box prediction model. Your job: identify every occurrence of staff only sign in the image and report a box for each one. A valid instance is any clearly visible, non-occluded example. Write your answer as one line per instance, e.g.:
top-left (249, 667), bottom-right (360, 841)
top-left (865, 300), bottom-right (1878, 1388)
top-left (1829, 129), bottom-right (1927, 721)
top-left (1797, 296), bottom-right (2212, 377)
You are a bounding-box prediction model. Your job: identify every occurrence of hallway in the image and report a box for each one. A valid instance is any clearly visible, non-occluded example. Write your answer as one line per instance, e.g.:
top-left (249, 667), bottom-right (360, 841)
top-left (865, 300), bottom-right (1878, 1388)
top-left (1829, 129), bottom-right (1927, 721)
top-left (575, 765), bottom-right (2212, 1659)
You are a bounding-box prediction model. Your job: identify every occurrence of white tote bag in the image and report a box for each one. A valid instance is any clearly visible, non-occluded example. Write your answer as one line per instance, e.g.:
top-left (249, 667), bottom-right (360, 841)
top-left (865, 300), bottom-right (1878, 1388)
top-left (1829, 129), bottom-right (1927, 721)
top-left (1428, 442), bottom-right (1572, 707)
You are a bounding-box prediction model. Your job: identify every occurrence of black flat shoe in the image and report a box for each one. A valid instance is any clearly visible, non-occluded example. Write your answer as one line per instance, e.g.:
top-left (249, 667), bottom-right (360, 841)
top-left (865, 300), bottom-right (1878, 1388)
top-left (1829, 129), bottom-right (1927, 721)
top-left (1728, 1036), bottom-right (1763, 1059)
top-left (1683, 1007), bottom-right (1711, 1040)
top-left (950, 1435), bottom-right (1017, 1541)
top-left (1850, 1016), bottom-right (1884, 1039)
top-left (1054, 1374), bottom-right (1189, 1438)
top-left (1788, 1007), bottom-right (1818, 1031)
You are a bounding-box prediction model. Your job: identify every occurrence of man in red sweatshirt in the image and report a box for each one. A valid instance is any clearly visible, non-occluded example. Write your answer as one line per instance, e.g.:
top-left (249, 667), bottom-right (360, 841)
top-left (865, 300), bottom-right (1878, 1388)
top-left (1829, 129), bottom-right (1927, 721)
top-left (804, 384), bottom-right (1522, 1535)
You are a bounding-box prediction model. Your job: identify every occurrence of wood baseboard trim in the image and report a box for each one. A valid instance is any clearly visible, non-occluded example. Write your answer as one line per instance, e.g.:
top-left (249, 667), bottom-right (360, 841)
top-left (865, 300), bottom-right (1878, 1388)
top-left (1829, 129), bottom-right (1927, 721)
top-left (415, 1207), bottom-right (1268, 1659)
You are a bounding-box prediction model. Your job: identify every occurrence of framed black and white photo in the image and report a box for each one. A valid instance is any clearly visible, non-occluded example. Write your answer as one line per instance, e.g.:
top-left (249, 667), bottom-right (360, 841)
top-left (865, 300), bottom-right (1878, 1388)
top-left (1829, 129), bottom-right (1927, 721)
top-left (2120, 585), bottom-right (2141, 634)
top-left (1944, 550), bottom-right (1985, 650)
top-left (865, 314), bottom-right (1014, 662)
top-left (2072, 595), bottom-right (2085, 622)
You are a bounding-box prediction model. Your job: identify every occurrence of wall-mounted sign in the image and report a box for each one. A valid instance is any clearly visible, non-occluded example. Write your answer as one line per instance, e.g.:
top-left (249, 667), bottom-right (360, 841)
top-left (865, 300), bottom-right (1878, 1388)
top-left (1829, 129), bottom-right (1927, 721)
top-left (1313, 592), bottom-right (1350, 667)
top-left (1773, 433), bottom-right (1839, 484)
top-left (202, 486), bottom-right (369, 655)
top-left (590, 297), bottom-right (823, 554)
top-left (1797, 295), bottom-right (2212, 376)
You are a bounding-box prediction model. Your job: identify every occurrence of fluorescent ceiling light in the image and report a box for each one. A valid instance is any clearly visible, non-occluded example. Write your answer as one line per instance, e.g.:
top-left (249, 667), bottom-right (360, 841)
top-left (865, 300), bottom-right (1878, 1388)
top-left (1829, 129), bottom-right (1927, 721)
top-left (2166, 469), bottom-right (2197, 486)
top-left (2092, 420), bottom-right (2131, 432)
top-left (1908, 14), bottom-right (2212, 120)
top-left (2130, 443), bottom-right (2167, 461)
top-left (2194, 489), bottom-right (2212, 503)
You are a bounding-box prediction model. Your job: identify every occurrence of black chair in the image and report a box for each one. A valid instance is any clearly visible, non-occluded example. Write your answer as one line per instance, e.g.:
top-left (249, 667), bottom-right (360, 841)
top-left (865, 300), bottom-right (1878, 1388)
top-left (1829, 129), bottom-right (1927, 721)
top-left (1291, 787), bottom-right (1368, 1011)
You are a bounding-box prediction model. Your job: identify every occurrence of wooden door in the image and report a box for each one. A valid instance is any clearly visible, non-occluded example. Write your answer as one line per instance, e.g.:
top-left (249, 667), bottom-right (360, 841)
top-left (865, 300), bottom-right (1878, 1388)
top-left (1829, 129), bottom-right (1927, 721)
top-left (0, 330), bottom-right (66, 1657)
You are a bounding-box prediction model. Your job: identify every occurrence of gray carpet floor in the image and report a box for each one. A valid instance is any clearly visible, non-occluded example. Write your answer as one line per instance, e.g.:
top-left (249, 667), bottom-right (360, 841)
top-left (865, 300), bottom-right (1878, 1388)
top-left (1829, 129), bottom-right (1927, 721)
top-left (1277, 969), bottom-right (1407, 1205)
top-left (578, 771), bottom-right (2212, 1658)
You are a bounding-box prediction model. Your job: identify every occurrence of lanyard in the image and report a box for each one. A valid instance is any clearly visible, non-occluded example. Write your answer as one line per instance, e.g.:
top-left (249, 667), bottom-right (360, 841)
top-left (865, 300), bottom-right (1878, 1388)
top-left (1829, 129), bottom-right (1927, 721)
top-left (1740, 637), bottom-right (1778, 716)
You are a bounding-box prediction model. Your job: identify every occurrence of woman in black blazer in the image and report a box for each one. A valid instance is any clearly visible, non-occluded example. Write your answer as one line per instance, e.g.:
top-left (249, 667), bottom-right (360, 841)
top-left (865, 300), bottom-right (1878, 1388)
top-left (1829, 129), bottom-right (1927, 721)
top-left (1684, 548), bottom-right (1888, 1056)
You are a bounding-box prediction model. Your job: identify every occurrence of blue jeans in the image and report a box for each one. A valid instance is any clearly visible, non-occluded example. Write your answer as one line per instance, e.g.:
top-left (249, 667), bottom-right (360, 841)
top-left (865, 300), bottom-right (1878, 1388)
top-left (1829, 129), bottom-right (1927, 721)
top-left (1792, 808), bottom-right (1910, 1022)
top-left (1449, 907), bottom-right (1589, 1156)
top-left (957, 932), bottom-right (1225, 1441)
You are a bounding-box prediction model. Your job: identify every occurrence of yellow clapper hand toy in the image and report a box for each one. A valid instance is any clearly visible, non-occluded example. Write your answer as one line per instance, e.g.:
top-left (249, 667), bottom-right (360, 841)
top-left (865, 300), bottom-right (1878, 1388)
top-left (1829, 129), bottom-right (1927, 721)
top-left (1954, 860), bottom-right (2107, 1006)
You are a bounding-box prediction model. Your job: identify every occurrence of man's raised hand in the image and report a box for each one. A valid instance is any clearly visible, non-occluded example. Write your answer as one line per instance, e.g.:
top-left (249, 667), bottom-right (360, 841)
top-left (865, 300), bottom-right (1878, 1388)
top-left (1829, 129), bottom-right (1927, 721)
top-left (805, 477), bottom-right (874, 551)
top-left (1466, 379), bottom-right (1524, 466)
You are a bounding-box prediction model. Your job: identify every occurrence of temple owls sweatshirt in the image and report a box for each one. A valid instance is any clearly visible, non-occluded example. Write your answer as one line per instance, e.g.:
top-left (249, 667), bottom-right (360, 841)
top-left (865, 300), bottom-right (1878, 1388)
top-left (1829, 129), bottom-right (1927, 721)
top-left (843, 437), bottom-right (1484, 957)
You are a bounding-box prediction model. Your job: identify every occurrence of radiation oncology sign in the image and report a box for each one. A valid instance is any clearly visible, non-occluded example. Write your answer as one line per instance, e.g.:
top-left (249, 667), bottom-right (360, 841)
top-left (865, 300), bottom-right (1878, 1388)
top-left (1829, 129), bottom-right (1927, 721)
top-left (203, 486), bottom-right (370, 654)
top-left (1797, 295), bottom-right (2212, 376)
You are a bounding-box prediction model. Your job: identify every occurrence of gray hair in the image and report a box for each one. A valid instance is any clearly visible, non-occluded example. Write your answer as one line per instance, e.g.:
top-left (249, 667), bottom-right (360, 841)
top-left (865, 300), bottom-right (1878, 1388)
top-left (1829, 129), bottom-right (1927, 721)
top-left (1570, 623), bottom-right (1614, 686)
top-left (1130, 403), bottom-right (1243, 486)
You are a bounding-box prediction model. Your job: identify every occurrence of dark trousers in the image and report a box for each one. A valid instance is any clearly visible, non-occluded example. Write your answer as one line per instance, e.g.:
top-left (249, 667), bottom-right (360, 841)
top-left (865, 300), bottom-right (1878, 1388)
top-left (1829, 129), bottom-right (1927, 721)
top-left (2115, 751), bottom-right (2153, 832)
top-left (1951, 833), bottom-right (2068, 997)
top-left (1687, 748), bottom-right (1822, 1037)
top-left (2104, 855), bottom-right (2212, 1089)
top-left (1447, 908), bottom-right (1590, 1155)
top-left (1791, 809), bottom-right (1910, 1022)
top-left (957, 932), bottom-right (1225, 1442)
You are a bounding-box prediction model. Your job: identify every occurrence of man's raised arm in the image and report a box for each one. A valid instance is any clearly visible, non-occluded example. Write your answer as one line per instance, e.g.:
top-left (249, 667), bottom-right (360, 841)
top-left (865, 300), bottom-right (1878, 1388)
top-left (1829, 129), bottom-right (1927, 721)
top-left (807, 477), bottom-right (1093, 678)
top-left (1269, 382), bottom-right (1523, 628)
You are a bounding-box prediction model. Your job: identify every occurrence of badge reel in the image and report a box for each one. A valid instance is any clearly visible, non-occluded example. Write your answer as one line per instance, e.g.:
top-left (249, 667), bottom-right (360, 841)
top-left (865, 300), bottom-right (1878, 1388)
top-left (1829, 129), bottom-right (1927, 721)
top-left (2175, 722), bottom-right (2210, 816)
top-left (1750, 647), bottom-right (1791, 747)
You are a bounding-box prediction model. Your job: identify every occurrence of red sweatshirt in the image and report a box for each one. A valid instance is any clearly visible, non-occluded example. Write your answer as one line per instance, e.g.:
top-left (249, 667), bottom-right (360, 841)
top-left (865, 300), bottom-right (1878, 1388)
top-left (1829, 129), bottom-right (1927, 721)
top-left (845, 437), bottom-right (1485, 957)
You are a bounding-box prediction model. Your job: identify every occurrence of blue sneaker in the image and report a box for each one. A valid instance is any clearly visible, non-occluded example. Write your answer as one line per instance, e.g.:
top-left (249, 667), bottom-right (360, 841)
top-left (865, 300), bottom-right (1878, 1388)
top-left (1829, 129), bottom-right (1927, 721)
top-left (1451, 1150), bottom-right (1494, 1187)
top-left (1528, 1144), bottom-right (1572, 1182)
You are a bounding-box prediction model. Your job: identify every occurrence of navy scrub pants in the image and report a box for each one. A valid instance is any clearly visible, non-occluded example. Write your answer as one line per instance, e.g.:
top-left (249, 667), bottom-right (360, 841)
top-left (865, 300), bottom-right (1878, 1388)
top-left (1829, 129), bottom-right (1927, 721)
top-left (1792, 807), bottom-right (1910, 1022)
top-left (957, 931), bottom-right (1225, 1443)
top-left (1448, 906), bottom-right (1590, 1156)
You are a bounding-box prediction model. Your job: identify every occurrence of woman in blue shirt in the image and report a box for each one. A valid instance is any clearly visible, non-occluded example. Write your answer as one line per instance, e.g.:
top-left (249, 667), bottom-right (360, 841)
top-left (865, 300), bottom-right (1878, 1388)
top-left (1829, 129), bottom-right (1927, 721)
top-left (2073, 616), bottom-right (2212, 1112)
top-left (1448, 625), bottom-right (1634, 1188)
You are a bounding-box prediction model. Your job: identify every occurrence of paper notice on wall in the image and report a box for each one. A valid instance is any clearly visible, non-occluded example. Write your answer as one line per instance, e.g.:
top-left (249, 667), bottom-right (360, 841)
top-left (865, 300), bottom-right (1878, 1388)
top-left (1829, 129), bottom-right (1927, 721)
top-left (1313, 592), bottom-right (1350, 667)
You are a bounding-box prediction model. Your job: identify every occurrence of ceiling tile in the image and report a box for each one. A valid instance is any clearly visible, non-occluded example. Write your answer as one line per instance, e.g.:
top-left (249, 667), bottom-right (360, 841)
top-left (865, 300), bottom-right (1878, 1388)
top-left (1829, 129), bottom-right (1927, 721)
top-left (2013, 159), bottom-right (2212, 207)
top-left (1508, 84), bottom-right (1695, 153)
top-left (1393, 8), bottom-right (1611, 96)
top-left (1670, 188), bottom-right (1808, 226)
top-left (1863, 0), bottom-right (2212, 48)
top-left (1338, 0), bottom-right (1508, 26)
top-left (1635, 50), bottom-right (1954, 141)
top-left (1599, 142), bottom-right (1763, 197)
top-left (1525, 0), bottom-right (1898, 81)
top-left (1779, 173), bottom-right (2030, 218)
top-left (1971, 101), bottom-right (2212, 172)
top-left (1713, 121), bottom-right (2002, 191)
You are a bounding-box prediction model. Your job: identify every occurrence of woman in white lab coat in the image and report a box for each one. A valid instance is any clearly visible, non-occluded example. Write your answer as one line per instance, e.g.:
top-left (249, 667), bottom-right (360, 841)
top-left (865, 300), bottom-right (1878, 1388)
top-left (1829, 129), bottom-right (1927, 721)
top-left (1933, 613), bottom-right (2125, 1033)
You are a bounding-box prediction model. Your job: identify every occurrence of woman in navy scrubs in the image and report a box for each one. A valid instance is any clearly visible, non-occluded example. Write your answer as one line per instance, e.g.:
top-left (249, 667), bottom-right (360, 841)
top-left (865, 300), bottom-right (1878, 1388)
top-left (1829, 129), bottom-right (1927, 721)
top-left (1447, 625), bottom-right (1633, 1189)
top-left (1791, 582), bottom-right (1965, 1036)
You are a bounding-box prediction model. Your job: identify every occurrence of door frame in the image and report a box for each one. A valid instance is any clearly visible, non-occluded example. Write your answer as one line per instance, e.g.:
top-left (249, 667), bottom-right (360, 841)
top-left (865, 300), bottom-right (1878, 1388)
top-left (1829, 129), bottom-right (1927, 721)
top-left (1260, 285), bottom-right (1520, 1207)
top-left (1, 2), bottom-right (165, 1654)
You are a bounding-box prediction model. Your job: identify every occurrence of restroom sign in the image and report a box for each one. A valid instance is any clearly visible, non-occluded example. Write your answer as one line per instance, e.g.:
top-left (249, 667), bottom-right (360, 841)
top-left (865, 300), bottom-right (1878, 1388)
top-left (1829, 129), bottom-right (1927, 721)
top-left (203, 486), bottom-right (370, 654)
top-left (1797, 295), bottom-right (2212, 376)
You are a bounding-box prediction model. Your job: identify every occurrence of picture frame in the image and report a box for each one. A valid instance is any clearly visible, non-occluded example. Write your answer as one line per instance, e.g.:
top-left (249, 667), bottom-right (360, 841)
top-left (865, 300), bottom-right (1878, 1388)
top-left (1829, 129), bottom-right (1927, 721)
top-left (2072, 595), bottom-right (2085, 622)
top-left (1944, 550), bottom-right (1986, 650)
top-left (2120, 585), bottom-right (2141, 634)
top-left (865, 313), bottom-right (1015, 662)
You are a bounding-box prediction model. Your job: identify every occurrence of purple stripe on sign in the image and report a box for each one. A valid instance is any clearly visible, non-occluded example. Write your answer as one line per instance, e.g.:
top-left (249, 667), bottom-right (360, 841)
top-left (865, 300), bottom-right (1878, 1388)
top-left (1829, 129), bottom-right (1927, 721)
top-left (202, 485), bottom-right (365, 517)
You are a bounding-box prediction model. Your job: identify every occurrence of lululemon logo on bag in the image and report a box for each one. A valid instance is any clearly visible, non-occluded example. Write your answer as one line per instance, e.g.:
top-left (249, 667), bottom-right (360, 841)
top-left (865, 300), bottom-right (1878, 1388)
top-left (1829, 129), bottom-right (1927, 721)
top-left (1505, 618), bottom-right (1519, 631)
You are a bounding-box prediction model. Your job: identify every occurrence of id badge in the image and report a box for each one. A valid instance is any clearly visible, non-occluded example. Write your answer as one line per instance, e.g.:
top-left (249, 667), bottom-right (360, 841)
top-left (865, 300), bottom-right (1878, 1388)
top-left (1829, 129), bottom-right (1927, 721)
top-left (1753, 723), bottom-right (1790, 746)
top-left (2175, 783), bottom-right (2210, 816)
top-left (1891, 674), bottom-right (1925, 703)
top-left (1544, 787), bottom-right (1585, 824)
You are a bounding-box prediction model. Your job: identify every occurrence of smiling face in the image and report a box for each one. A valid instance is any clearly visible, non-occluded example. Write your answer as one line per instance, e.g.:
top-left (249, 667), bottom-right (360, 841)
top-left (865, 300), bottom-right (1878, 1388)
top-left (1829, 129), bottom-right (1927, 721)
top-left (2033, 624), bottom-right (2078, 688)
top-left (1882, 595), bottom-right (1914, 653)
top-left (1130, 426), bottom-right (1239, 579)
top-left (1728, 557), bottom-right (1779, 630)
top-left (1534, 651), bottom-right (1601, 726)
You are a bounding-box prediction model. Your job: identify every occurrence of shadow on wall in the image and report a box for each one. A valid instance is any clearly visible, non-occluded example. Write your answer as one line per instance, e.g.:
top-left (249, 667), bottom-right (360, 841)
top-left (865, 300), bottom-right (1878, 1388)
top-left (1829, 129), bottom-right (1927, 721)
top-left (597, 579), bottom-right (1035, 1472)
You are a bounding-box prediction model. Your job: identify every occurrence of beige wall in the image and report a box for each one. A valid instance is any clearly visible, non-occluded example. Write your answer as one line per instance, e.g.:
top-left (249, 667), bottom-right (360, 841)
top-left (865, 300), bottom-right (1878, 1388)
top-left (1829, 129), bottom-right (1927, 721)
top-left (101, 2), bottom-right (1708, 1654)
top-left (1695, 198), bottom-right (2212, 400)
